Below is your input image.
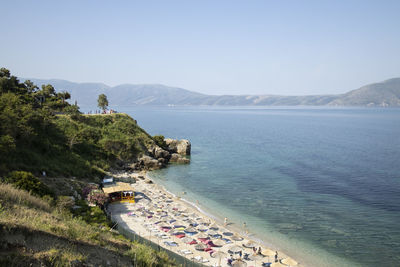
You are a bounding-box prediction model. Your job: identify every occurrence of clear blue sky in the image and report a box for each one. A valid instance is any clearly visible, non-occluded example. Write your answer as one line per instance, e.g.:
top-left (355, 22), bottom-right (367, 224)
top-left (1, 0), bottom-right (400, 95)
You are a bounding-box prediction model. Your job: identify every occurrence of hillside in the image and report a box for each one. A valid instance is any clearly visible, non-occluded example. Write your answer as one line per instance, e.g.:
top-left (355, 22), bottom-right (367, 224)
top-left (26, 77), bottom-right (400, 107)
top-left (0, 183), bottom-right (175, 266)
top-left (328, 78), bottom-right (400, 106)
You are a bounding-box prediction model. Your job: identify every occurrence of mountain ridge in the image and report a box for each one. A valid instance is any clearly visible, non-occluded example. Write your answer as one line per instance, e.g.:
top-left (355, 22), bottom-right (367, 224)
top-left (22, 77), bottom-right (400, 107)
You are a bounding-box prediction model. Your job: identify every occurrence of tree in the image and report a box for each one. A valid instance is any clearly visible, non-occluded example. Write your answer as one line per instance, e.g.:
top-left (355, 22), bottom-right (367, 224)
top-left (97, 94), bottom-right (108, 112)
top-left (153, 135), bottom-right (167, 149)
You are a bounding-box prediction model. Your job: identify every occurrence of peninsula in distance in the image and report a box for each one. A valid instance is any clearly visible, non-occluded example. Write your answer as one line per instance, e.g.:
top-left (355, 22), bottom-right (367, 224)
top-left (25, 77), bottom-right (400, 107)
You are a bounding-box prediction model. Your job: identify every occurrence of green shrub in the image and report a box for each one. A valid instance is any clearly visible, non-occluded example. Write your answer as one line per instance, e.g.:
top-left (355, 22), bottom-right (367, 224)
top-left (56, 196), bottom-right (75, 212)
top-left (4, 171), bottom-right (54, 197)
top-left (153, 135), bottom-right (167, 149)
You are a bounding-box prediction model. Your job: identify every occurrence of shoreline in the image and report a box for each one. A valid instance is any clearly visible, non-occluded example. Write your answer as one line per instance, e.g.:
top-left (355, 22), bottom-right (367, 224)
top-left (108, 171), bottom-right (302, 267)
top-left (145, 172), bottom-right (301, 263)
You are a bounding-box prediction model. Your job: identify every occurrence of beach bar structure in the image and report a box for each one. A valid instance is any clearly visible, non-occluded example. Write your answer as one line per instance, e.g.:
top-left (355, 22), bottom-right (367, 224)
top-left (102, 182), bottom-right (135, 203)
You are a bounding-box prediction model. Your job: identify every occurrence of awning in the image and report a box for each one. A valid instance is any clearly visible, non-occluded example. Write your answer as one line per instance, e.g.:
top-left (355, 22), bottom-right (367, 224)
top-left (102, 182), bottom-right (134, 194)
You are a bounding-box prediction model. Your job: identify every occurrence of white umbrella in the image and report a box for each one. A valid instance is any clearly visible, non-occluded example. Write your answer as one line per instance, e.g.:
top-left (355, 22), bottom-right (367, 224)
top-left (198, 220), bottom-right (209, 225)
top-left (211, 250), bottom-right (227, 258)
top-left (184, 227), bottom-right (197, 233)
top-left (197, 225), bottom-right (208, 231)
top-left (212, 250), bottom-right (228, 266)
top-left (228, 245), bottom-right (243, 253)
top-left (271, 263), bottom-right (286, 267)
top-left (209, 223), bottom-right (219, 230)
top-left (223, 231), bottom-right (234, 236)
top-left (262, 249), bottom-right (276, 256)
top-left (195, 243), bottom-right (207, 251)
top-left (232, 259), bottom-right (247, 267)
top-left (249, 254), bottom-right (264, 266)
top-left (196, 233), bottom-right (209, 239)
top-left (213, 239), bottom-right (225, 247)
top-left (181, 236), bottom-right (194, 244)
top-left (207, 230), bottom-right (219, 236)
top-left (243, 240), bottom-right (257, 248)
top-left (231, 235), bottom-right (244, 241)
top-left (281, 258), bottom-right (298, 266)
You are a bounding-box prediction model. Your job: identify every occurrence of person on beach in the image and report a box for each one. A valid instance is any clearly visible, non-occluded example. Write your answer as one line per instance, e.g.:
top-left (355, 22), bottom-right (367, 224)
top-left (243, 222), bottom-right (249, 234)
top-left (257, 247), bottom-right (262, 255)
top-left (224, 217), bottom-right (228, 226)
top-left (253, 247), bottom-right (257, 253)
top-left (275, 251), bottom-right (278, 262)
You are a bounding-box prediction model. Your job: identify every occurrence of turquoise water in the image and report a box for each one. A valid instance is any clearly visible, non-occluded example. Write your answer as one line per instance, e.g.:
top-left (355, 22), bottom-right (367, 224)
top-left (110, 106), bottom-right (400, 266)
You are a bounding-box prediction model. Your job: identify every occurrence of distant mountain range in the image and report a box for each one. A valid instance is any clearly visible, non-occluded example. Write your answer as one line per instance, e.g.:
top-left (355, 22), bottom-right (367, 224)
top-left (22, 77), bottom-right (400, 107)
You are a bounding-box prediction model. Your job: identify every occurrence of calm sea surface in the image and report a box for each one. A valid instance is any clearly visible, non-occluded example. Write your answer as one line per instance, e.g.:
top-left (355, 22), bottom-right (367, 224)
top-left (108, 106), bottom-right (400, 266)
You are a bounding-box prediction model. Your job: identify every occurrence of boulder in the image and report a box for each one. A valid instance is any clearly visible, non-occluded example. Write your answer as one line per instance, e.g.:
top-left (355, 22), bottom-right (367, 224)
top-left (150, 146), bottom-right (170, 159)
top-left (169, 153), bottom-right (190, 164)
top-left (138, 155), bottom-right (163, 170)
top-left (165, 139), bottom-right (191, 155)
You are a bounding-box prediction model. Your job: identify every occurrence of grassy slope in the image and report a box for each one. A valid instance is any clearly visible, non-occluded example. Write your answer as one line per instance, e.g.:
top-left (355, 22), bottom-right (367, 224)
top-left (0, 183), bottom-right (176, 267)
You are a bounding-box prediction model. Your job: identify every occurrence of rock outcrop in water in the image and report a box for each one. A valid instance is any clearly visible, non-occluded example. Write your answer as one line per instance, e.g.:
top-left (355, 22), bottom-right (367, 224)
top-left (165, 138), bottom-right (191, 155)
top-left (129, 138), bottom-right (191, 171)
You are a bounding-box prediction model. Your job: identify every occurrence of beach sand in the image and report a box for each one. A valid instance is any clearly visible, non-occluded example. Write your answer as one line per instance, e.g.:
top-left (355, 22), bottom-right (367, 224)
top-left (107, 172), bottom-right (303, 267)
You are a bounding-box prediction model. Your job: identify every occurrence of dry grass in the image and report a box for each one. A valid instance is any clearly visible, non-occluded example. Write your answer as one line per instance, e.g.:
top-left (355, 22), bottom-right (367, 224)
top-left (0, 183), bottom-right (176, 266)
top-left (0, 183), bottom-right (51, 212)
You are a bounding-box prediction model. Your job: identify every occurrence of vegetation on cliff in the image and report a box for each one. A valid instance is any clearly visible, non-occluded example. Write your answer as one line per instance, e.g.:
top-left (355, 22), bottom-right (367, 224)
top-left (0, 67), bottom-right (158, 178)
top-left (0, 68), bottom-right (177, 266)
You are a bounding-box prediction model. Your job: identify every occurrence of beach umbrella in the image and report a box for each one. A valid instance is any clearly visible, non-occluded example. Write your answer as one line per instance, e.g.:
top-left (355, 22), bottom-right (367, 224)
top-left (262, 249), bottom-right (276, 256)
top-left (211, 250), bottom-right (227, 259)
top-left (243, 240), bottom-right (257, 248)
top-left (185, 219), bottom-right (197, 226)
top-left (197, 218), bottom-right (209, 224)
top-left (207, 230), bottom-right (219, 236)
top-left (195, 243), bottom-right (207, 251)
top-left (197, 225), bottom-right (208, 231)
top-left (232, 259), bottom-right (247, 267)
top-left (231, 235), bottom-right (244, 241)
top-left (223, 231), bottom-right (233, 236)
top-left (213, 239), bottom-right (225, 247)
top-left (281, 258), bottom-right (298, 266)
top-left (181, 207), bottom-right (191, 213)
top-left (249, 254), bottom-right (264, 266)
top-left (209, 223), bottom-right (219, 230)
top-left (212, 250), bottom-right (227, 266)
top-left (196, 232), bottom-right (209, 239)
top-left (228, 245), bottom-right (243, 253)
top-left (184, 227), bottom-right (197, 234)
top-left (173, 221), bottom-right (185, 228)
top-left (181, 236), bottom-right (194, 244)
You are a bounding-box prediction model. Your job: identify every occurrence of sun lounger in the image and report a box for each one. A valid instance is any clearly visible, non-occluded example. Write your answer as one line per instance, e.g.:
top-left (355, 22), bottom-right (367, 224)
top-left (192, 256), bottom-right (203, 262)
top-left (179, 249), bottom-right (193, 255)
top-left (163, 241), bottom-right (178, 246)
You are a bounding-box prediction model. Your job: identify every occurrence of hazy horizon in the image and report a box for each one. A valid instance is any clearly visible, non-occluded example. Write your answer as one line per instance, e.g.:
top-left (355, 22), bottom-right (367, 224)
top-left (2, 1), bottom-right (400, 95)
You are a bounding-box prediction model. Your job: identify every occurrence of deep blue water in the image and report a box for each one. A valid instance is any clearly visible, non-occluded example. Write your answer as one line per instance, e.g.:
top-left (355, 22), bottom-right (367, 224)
top-left (98, 106), bottom-right (400, 266)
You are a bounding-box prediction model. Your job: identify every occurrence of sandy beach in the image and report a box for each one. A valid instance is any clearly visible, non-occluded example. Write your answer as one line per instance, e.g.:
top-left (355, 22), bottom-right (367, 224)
top-left (107, 172), bottom-right (303, 267)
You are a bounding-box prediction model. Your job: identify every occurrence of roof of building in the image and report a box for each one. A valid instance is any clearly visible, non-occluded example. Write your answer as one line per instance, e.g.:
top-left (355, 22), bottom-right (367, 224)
top-left (102, 182), bottom-right (134, 194)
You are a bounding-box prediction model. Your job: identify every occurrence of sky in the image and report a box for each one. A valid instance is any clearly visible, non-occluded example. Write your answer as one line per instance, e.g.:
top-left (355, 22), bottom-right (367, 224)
top-left (1, 0), bottom-right (400, 95)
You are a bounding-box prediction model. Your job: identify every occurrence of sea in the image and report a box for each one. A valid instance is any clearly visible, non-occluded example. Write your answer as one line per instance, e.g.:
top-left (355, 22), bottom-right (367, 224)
top-left (88, 106), bottom-right (400, 266)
